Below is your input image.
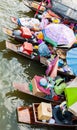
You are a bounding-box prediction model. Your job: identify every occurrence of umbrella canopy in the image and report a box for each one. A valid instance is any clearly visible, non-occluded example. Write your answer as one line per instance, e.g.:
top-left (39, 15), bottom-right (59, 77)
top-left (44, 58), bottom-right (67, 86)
top-left (42, 23), bottom-right (76, 47)
top-left (65, 86), bottom-right (77, 107)
top-left (66, 48), bottom-right (77, 76)
top-left (65, 77), bottom-right (77, 117)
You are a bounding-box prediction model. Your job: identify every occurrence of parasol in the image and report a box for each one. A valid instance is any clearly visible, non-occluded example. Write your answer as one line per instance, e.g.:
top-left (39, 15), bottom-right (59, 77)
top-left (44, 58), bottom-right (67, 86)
top-left (66, 48), bottom-right (77, 76)
top-left (64, 77), bottom-right (77, 117)
top-left (42, 23), bottom-right (76, 47)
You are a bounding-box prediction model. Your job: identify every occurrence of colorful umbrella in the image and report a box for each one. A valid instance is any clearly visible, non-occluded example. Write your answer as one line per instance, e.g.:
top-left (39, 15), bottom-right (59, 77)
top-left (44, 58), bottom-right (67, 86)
top-left (64, 77), bottom-right (77, 116)
top-left (65, 86), bottom-right (77, 107)
top-left (66, 48), bottom-right (77, 76)
top-left (42, 23), bottom-right (76, 47)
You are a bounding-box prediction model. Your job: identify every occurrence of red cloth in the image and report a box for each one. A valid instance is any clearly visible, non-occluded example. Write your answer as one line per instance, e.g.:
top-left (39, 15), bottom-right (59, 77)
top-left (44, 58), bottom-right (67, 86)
top-left (22, 42), bottom-right (33, 55)
top-left (20, 27), bottom-right (32, 39)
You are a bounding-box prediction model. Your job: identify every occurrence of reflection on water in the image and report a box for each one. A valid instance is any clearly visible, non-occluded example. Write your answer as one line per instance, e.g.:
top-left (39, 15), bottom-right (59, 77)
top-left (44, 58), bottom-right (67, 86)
top-left (0, 0), bottom-right (75, 130)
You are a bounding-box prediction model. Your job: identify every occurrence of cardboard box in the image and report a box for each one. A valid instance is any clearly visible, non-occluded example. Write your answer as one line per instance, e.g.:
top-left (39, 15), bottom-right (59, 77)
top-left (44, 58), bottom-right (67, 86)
top-left (31, 77), bottom-right (46, 97)
top-left (37, 102), bottom-right (52, 120)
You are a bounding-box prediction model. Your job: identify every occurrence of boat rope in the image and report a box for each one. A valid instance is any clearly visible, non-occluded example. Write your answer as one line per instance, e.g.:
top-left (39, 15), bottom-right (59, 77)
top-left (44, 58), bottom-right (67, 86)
top-left (34, 0), bottom-right (52, 18)
top-left (34, 0), bottom-right (44, 18)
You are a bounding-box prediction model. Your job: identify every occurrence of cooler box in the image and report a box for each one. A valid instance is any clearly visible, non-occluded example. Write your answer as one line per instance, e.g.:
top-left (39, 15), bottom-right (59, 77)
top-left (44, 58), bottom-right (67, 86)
top-left (31, 76), bottom-right (46, 97)
top-left (37, 102), bottom-right (52, 120)
top-left (22, 42), bottom-right (33, 55)
top-left (20, 27), bottom-right (32, 39)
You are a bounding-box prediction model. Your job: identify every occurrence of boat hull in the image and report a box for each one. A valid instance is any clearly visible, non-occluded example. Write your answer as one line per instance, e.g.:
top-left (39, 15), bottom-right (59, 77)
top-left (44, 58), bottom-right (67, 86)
top-left (17, 103), bottom-right (77, 128)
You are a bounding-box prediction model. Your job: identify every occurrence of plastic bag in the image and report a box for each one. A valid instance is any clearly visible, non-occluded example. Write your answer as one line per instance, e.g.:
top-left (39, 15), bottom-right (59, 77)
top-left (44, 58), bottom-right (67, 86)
top-left (54, 78), bottom-right (66, 95)
top-left (38, 42), bottom-right (50, 57)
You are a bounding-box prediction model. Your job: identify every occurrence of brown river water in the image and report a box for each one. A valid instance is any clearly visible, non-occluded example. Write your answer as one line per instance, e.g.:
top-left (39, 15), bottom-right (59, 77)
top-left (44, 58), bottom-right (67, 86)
top-left (0, 0), bottom-right (75, 130)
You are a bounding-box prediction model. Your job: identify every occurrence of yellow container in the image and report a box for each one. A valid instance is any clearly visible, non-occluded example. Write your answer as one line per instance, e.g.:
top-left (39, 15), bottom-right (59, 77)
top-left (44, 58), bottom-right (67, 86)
top-left (37, 102), bottom-right (52, 120)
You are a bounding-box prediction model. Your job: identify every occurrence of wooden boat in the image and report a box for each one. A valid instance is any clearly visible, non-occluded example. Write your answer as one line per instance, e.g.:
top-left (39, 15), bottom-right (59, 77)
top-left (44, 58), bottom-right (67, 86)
top-left (10, 16), bottom-right (41, 31)
top-left (16, 102), bottom-right (77, 128)
top-left (5, 40), bottom-right (75, 79)
top-left (3, 27), bottom-right (27, 43)
top-left (3, 27), bottom-right (37, 43)
top-left (23, 0), bottom-right (47, 14)
top-left (23, 0), bottom-right (77, 22)
top-left (23, 0), bottom-right (61, 19)
top-left (5, 40), bottom-right (41, 62)
top-left (13, 82), bottom-right (64, 104)
top-left (5, 40), bottom-right (51, 66)
top-left (51, 0), bottom-right (77, 22)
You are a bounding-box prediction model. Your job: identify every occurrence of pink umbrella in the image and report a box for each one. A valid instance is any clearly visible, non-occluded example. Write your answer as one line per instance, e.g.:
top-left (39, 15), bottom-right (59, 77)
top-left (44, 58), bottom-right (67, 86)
top-left (43, 23), bottom-right (76, 47)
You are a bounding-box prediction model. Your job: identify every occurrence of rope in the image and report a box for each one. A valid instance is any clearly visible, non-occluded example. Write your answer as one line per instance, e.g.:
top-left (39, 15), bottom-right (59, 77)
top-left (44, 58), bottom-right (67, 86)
top-left (34, 0), bottom-right (52, 18)
top-left (34, 0), bottom-right (44, 18)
